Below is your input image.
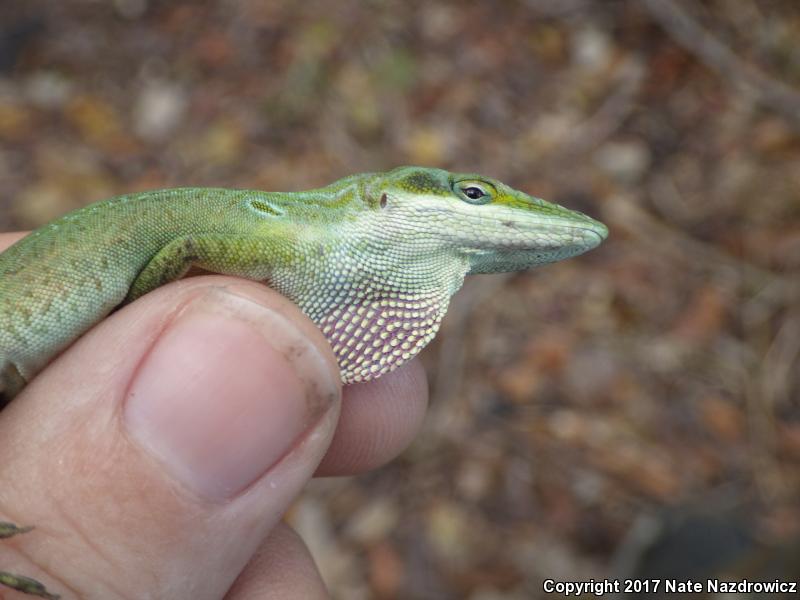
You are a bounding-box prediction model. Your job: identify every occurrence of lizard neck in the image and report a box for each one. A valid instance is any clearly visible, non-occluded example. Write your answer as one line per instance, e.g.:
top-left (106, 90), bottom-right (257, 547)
top-left (268, 223), bottom-right (470, 383)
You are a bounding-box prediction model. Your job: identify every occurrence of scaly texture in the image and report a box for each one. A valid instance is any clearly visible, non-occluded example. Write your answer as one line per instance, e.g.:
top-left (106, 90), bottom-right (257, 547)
top-left (0, 166), bottom-right (607, 597)
top-left (0, 166), bottom-right (607, 398)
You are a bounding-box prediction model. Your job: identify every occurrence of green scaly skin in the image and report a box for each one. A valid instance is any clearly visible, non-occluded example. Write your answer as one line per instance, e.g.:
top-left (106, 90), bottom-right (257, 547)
top-left (0, 166), bottom-right (607, 597)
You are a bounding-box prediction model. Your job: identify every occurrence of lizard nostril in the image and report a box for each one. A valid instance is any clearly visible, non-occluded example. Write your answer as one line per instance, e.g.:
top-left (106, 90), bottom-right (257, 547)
top-left (502, 220), bottom-right (514, 228)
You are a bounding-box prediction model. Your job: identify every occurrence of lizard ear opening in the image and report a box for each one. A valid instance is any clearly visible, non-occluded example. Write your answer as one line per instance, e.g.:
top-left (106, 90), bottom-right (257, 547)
top-left (380, 193), bottom-right (388, 208)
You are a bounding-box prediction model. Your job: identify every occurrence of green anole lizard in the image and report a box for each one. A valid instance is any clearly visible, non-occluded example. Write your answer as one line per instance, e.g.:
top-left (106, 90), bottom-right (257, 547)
top-left (0, 166), bottom-right (607, 598)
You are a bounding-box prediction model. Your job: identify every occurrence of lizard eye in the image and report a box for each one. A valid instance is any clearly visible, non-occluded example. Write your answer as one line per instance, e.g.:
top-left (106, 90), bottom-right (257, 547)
top-left (454, 181), bottom-right (492, 204)
top-left (464, 187), bottom-right (485, 200)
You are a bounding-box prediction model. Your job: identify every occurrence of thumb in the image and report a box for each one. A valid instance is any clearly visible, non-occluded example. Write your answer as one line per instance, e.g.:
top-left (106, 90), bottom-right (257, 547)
top-left (0, 277), bottom-right (341, 599)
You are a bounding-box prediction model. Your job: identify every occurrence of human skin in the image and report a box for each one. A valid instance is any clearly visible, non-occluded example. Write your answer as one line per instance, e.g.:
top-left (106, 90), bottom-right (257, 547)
top-left (0, 232), bottom-right (429, 599)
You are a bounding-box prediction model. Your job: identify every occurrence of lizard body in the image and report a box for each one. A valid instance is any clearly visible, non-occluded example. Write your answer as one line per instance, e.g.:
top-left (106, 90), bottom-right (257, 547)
top-left (0, 166), bottom-right (606, 597)
top-left (0, 166), bottom-right (606, 400)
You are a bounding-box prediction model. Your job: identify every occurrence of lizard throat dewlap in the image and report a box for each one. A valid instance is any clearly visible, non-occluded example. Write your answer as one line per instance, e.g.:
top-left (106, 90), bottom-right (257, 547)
top-left (308, 290), bottom-right (448, 384)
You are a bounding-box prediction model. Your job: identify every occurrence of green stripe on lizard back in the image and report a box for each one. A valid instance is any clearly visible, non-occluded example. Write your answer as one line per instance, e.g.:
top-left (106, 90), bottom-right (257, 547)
top-left (0, 166), bottom-right (607, 402)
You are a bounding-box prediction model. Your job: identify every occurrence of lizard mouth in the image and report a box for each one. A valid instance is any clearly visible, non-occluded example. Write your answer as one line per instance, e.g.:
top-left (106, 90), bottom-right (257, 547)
top-left (476, 222), bottom-right (607, 252)
top-left (463, 221), bottom-right (607, 273)
top-left (575, 225), bottom-right (608, 247)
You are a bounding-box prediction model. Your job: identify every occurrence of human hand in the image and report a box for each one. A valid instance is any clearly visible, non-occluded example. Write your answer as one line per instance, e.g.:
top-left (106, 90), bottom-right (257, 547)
top-left (0, 232), bottom-right (428, 599)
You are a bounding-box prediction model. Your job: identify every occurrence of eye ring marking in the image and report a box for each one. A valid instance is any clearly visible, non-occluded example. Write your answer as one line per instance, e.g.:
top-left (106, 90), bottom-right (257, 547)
top-left (453, 180), bottom-right (494, 205)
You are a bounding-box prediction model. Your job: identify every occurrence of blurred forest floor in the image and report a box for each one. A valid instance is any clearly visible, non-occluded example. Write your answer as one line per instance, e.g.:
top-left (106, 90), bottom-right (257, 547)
top-left (0, 1), bottom-right (798, 598)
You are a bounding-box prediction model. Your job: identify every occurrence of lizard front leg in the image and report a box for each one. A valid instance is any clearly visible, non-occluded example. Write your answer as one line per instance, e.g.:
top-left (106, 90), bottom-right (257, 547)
top-left (124, 234), bottom-right (280, 304)
top-left (1, 523), bottom-right (60, 599)
top-left (0, 572), bottom-right (60, 599)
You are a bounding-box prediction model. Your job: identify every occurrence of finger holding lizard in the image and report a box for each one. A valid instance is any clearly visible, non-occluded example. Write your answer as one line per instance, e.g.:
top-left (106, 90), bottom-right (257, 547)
top-left (0, 255), bottom-right (428, 599)
top-left (0, 167), bottom-right (606, 597)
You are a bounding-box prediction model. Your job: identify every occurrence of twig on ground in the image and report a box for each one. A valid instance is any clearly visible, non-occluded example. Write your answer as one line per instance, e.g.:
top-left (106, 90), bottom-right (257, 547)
top-left (557, 58), bottom-right (645, 158)
top-left (642, 0), bottom-right (800, 129)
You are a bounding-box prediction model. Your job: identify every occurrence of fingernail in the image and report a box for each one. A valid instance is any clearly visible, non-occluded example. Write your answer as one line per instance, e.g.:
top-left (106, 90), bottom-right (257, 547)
top-left (124, 288), bottom-right (339, 501)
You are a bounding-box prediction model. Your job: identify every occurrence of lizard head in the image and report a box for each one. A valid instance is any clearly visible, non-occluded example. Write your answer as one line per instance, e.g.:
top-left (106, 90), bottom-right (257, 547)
top-left (276, 166), bottom-right (608, 384)
top-left (369, 166), bottom-right (608, 274)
